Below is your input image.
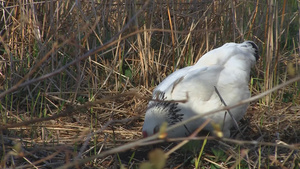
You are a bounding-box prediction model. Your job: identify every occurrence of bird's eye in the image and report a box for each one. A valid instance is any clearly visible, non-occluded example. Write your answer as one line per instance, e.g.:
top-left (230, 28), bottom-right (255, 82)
top-left (153, 125), bottom-right (159, 134)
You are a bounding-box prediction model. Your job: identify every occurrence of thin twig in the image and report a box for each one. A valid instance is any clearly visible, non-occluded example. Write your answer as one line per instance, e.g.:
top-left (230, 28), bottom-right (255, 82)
top-left (165, 119), bottom-right (211, 157)
top-left (214, 86), bottom-right (244, 137)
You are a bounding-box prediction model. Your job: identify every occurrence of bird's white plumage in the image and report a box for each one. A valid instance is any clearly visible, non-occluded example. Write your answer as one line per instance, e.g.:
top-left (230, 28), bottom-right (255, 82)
top-left (142, 41), bottom-right (259, 138)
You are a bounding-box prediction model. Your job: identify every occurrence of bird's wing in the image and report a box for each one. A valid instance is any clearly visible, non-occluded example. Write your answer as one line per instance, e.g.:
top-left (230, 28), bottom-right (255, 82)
top-left (160, 64), bottom-right (250, 115)
top-left (162, 65), bottom-right (223, 102)
top-left (153, 66), bottom-right (192, 95)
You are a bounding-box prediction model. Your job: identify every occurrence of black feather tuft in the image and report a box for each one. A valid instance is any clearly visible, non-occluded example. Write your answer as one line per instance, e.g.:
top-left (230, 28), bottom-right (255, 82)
top-left (149, 91), bottom-right (183, 125)
top-left (246, 41), bottom-right (259, 61)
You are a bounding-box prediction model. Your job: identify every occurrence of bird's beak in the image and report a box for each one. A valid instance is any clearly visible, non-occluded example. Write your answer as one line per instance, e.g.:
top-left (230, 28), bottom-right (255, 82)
top-left (142, 131), bottom-right (148, 138)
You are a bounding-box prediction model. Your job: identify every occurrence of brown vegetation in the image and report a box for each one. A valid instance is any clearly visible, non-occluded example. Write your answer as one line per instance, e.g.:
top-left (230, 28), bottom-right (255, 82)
top-left (0, 0), bottom-right (299, 168)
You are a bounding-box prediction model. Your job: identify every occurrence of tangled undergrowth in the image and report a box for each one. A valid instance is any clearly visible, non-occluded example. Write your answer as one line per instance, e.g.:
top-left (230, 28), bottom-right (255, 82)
top-left (1, 0), bottom-right (299, 168)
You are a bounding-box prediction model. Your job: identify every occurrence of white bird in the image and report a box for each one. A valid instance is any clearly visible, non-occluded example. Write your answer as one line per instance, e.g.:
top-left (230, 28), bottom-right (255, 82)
top-left (142, 41), bottom-right (259, 138)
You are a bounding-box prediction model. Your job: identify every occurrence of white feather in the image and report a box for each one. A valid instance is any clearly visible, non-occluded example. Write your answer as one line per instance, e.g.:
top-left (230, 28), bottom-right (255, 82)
top-left (142, 41), bottom-right (259, 138)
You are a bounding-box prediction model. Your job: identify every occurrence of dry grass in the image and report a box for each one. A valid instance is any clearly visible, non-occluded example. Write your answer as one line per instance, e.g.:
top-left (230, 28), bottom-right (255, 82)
top-left (0, 0), bottom-right (299, 168)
